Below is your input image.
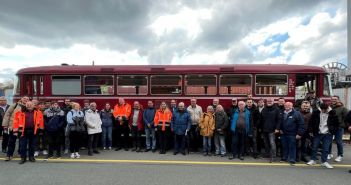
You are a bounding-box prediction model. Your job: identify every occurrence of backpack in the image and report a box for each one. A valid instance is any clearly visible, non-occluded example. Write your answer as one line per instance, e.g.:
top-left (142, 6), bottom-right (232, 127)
top-left (69, 111), bottom-right (86, 133)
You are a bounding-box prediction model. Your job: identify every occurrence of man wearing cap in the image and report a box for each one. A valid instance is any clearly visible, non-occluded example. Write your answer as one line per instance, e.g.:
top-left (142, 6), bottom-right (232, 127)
top-left (0, 96), bottom-right (10, 153)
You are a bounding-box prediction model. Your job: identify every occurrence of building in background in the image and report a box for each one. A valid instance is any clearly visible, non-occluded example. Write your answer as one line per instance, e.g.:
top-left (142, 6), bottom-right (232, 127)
top-left (0, 82), bottom-right (14, 105)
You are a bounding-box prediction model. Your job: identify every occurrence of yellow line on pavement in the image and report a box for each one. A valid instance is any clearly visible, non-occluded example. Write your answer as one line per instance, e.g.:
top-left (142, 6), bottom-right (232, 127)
top-left (1, 157), bottom-right (351, 168)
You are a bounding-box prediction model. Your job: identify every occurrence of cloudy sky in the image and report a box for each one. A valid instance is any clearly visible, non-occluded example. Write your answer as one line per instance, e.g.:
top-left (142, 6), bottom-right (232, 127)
top-left (0, 0), bottom-right (347, 83)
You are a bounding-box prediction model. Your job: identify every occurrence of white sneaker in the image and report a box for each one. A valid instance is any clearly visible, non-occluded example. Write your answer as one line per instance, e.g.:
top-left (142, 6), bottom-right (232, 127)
top-left (334, 156), bottom-right (343, 162)
top-left (108, 147), bottom-right (112, 150)
top-left (103, 147), bottom-right (106, 150)
top-left (70, 153), bottom-right (75, 159)
top-left (43, 150), bottom-right (48, 155)
top-left (34, 151), bottom-right (39, 157)
top-left (321, 162), bottom-right (334, 169)
top-left (64, 149), bottom-right (69, 154)
top-left (75, 152), bottom-right (80, 158)
top-left (307, 160), bottom-right (316, 165)
top-left (327, 154), bottom-right (333, 160)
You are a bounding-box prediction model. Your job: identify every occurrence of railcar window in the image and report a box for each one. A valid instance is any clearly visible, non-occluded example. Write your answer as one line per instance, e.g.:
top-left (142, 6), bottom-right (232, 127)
top-left (220, 75), bottom-right (252, 95)
top-left (255, 75), bottom-right (288, 95)
top-left (33, 78), bottom-right (37, 96)
top-left (185, 74), bottom-right (216, 95)
top-left (151, 75), bottom-right (182, 95)
top-left (52, 76), bottom-right (81, 95)
top-left (117, 75), bottom-right (147, 95)
top-left (84, 75), bottom-right (114, 95)
top-left (39, 76), bottom-right (44, 95)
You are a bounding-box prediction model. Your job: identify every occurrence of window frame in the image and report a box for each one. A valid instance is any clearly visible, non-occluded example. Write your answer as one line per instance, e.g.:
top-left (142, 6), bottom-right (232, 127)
top-left (255, 74), bottom-right (288, 96)
top-left (83, 75), bottom-right (115, 96)
top-left (184, 74), bottom-right (217, 95)
top-left (117, 75), bottom-right (148, 95)
top-left (219, 74), bottom-right (253, 95)
top-left (150, 75), bottom-right (182, 95)
top-left (51, 75), bottom-right (82, 95)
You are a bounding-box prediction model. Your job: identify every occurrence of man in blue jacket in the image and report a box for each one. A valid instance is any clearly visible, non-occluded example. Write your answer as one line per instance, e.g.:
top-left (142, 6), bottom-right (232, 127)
top-left (171, 102), bottom-right (191, 155)
top-left (143, 100), bottom-right (156, 152)
top-left (280, 102), bottom-right (304, 165)
top-left (229, 101), bottom-right (252, 160)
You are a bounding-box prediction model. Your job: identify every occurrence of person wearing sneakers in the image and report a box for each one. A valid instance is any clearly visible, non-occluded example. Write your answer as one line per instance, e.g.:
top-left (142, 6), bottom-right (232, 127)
top-left (100, 102), bottom-right (114, 150)
top-left (67, 103), bottom-right (85, 159)
top-left (85, 102), bottom-right (102, 156)
top-left (307, 103), bottom-right (340, 169)
top-left (328, 96), bottom-right (348, 162)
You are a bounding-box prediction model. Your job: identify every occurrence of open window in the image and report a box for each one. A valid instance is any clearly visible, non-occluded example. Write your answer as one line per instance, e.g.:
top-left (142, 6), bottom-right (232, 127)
top-left (151, 75), bottom-right (182, 95)
top-left (117, 75), bottom-right (147, 95)
top-left (185, 74), bottom-right (216, 95)
top-left (220, 74), bottom-right (252, 95)
top-left (84, 75), bottom-right (114, 95)
top-left (295, 74), bottom-right (317, 99)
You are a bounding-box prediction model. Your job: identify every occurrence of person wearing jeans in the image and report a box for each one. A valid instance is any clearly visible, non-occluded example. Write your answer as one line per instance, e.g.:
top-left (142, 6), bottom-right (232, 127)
top-left (280, 102), bottom-right (304, 165)
top-left (143, 101), bottom-right (156, 152)
top-left (307, 103), bottom-right (340, 169)
top-left (214, 105), bottom-right (229, 157)
top-left (329, 96), bottom-right (348, 162)
top-left (100, 103), bottom-right (114, 150)
top-left (171, 102), bottom-right (191, 155)
top-left (199, 106), bottom-right (215, 156)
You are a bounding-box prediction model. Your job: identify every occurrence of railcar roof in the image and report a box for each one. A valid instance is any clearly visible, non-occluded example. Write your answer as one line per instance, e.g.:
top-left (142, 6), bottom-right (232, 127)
top-left (16, 64), bottom-right (326, 74)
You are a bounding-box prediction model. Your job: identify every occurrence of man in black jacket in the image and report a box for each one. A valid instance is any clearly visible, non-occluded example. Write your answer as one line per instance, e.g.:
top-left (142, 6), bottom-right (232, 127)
top-left (261, 98), bottom-right (281, 162)
top-left (0, 96), bottom-right (10, 153)
top-left (307, 103), bottom-right (339, 169)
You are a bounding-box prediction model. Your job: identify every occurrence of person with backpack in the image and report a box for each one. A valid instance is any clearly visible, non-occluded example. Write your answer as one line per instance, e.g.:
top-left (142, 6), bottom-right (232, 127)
top-left (43, 101), bottom-right (65, 159)
top-left (67, 102), bottom-right (85, 159)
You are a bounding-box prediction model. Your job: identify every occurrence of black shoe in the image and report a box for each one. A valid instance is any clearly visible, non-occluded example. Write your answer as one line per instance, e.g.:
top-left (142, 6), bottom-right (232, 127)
top-left (152, 149), bottom-right (156, 153)
top-left (132, 148), bottom-right (137, 152)
top-left (181, 151), bottom-right (186, 155)
top-left (159, 150), bottom-right (163, 154)
top-left (220, 154), bottom-right (225, 157)
top-left (124, 148), bottom-right (129, 151)
top-left (19, 158), bottom-right (26, 164)
top-left (203, 152), bottom-right (208, 156)
top-left (239, 156), bottom-right (244, 160)
top-left (88, 152), bottom-right (93, 156)
top-left (93, 150), bottom-right (100, 154)
top-left (136, 148), bottom-right (142, 152)
top-left (301, 157), bottom-right (308, 163)
top-left (289, 162), bottom-right (296, 166)
top-left (29, 157), bottom-right (36, 162)
top-left (115, 147), bottom-right (122, 151)
top-left (173, 152), bottom-right (178, 155)
top-left (4, 156), bottom-right (12, 161)
top-left (270, 158), bottom-right (276, 163)
top-left (229, 155), bottom-right (235, 160)
top-left (144, 149), bottom-right (150, 152)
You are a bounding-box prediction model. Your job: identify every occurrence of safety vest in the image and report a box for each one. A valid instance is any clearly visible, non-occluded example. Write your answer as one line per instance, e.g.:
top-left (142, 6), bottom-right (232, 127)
top-left (154, 109), bottom-right (172, 131)
top-left (13, 110), bottom-right (44, 136)
top-left (113, 103), bottom-right (131, 120)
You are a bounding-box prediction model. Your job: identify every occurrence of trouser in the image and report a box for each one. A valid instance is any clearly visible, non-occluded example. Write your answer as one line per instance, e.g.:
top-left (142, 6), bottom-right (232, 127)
top-left (275, 133), bottom-right (283, 157)
top-left (189, 125), bottom-right (200, 152)
top-left (65, 126), bottom-right (70, 151)
top-left (19, 129), bottom-right (36, 159)
top-left (214, 133), bottom-right (226, 155)
top-left (174, 134), bottom-right (186, 153)
top-left (263, 132), bottom-right (276, 158)
top-left (35, 130), bottom-right (47, 151)
top-left (247, 128), bottom-right (258, 156)
top-left (203, 136), bottom-right (212, 153)
top-left (69, 131), bottom-right (81, 153)
top-left (114, 122), bottom-right (130, 149)
top-left (47, 131), bottom-right (61, 157)
top-left (7, 131), bottom-right (19, 157)
top-left (145, 127), bottom-right (156, 150)
top-left (131, 126), bottom-right (142, 149)
top-left (311, 133), bottom-right (332, 163)
top-left (101, 126), bottom-right (112, 148)
top-left (88, 133), bottom-right (100, 152)
top-left (158, 126), bottom-right (170, 152)
top-left (232, 129), bottom-right (246, 157)
top-left (2, 132), bottom-right (9, 151)
top-left (281, 135), bottom-right (297, 163)
top-left (329, 128), bottom-right (344, 157)
top-left (256, 129), bottom-right (264, 154)
top-left (296, 134), bottom-right (309, 161)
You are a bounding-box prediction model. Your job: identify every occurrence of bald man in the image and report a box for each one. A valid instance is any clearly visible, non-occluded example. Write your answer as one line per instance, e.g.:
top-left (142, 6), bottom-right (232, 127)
top-left (280, 102), bottom-right (304, 166)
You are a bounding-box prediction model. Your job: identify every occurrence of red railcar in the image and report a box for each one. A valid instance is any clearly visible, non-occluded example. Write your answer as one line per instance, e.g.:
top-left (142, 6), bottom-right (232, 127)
top-left (13, 64), bottom-right (332, 109)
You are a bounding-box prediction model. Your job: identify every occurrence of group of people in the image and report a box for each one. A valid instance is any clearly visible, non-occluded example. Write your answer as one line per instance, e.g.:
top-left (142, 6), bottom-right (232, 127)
top-left (1, 94), bottom-right (351, 171)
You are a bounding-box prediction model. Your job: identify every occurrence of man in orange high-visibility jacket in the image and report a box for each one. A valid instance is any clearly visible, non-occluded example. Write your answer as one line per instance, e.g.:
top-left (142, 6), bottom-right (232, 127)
top-left (13, 101), bottom-right (44, 164)
top-left (154, 101), bottom-right (172, 154)
top-left (113, 98), bottom-right (131, 151)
